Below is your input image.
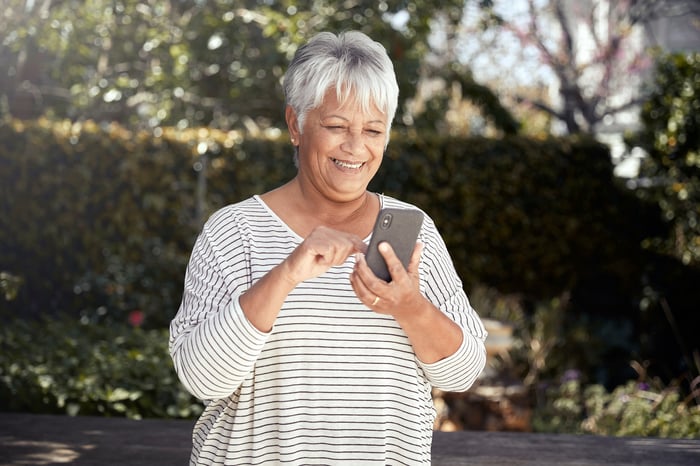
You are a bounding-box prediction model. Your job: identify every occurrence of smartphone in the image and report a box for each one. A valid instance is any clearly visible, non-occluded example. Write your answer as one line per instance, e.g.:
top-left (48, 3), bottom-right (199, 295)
top-left (365, 208), bottom-right (424, 282)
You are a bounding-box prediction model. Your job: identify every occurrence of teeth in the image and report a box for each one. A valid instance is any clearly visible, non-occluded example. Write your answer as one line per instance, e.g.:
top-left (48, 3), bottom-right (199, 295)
top-left (332, 158), bottom-right (364, 169)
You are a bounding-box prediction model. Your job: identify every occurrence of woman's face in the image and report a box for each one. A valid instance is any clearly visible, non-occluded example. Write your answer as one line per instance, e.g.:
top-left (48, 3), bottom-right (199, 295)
top-left (288, 89), bottom-right (388, 203)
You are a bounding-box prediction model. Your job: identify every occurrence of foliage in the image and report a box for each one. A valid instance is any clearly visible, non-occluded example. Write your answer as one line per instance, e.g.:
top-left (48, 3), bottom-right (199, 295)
top-left (533, 374), bottom-right (700, 438)
top-left (625, 52), bottom-right (700, 388)
top-left (631, 52), bottom-right (700, 267)
top-left (374, 133), bottom-right (664, 303)
top-left (0, 119), bottom-right (203, 327)
top-left (0, 0), bottom-right (469, 131)
top-left (2, 117), bottom-right (698, 383)
top-left (0, 119), bottom-right (298, 327)
top-left (0, 311), bottom-right (684, 439)
top-left (472, 286), bottom-right (639, 392)
top-left (0, 120), bottom-right (625, 317)
top-left (0, 316), bottom-right (202, 420)
top-left (407, 66), bottom-right (521, 136)
top-left (0, 271), bottom-right (23, 301)
top-left (4, 312), bottom-right (698, 439)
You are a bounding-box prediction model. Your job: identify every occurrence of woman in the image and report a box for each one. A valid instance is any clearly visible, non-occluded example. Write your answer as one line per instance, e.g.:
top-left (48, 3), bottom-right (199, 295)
top-left (170, 30), bottom-right (487, 465)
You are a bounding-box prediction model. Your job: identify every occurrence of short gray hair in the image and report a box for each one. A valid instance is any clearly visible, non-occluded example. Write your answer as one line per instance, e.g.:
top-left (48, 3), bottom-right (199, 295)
top-left (283, 31), bottom-right (399, 143)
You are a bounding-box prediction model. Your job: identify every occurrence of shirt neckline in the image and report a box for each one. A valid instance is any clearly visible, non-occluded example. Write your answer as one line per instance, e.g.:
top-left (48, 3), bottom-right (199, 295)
top-left (253, 193), bottom-right (384, 243)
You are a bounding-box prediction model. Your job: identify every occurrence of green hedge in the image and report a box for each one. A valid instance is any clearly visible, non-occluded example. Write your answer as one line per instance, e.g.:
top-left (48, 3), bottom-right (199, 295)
top-left (1, 118), bottom-right (698, 384)
top-left (2, 315), bottom-right (698, 438)
top-left (0, 119), bottom-right (653, 314)
top-left (533, 377), bottom-right (700, 438)
top-left (0, 120), bottom-right (293, 327)
top-left (374, 134), bottom-right (660, 297)
top-left (0, 316), bottom-right (201, 419)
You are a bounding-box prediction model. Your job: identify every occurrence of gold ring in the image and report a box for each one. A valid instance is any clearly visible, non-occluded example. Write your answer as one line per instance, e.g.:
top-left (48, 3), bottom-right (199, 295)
top-left (372, 296), bottom-right (380, 306)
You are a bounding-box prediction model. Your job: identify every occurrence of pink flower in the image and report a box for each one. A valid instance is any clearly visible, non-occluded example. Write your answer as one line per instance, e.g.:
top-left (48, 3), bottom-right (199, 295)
top-left (128, 310), bottom-right (145, 328)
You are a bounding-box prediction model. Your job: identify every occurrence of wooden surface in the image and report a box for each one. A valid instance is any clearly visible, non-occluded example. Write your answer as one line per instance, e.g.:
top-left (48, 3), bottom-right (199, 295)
top-left (1, 413), bottom-right (699, 465)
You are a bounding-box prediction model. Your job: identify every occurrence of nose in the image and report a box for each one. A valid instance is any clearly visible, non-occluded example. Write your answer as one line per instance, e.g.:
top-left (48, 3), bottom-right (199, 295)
top-left (340, 131), bottom-right (365, 155)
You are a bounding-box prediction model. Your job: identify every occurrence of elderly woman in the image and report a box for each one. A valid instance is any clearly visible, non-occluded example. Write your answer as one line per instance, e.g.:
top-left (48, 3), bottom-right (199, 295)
top-left (170, 31), bottom-right (487, 465)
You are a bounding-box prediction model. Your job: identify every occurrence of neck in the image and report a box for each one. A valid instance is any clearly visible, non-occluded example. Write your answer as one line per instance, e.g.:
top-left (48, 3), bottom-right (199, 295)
top-left (261, 178), bottom-right (380, 238)
top-left (293, 180), bottom-right (373, 227)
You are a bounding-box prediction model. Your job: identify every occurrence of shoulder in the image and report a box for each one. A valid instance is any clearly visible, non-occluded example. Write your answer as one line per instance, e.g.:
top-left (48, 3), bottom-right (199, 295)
top-left (202, 195), bottom-right (295, 246)
top-left (379, 194), bottom-right (420, 211)
top-left (205, 196), bottom-right (261, 226)
top-left (379, 194), bottom-right (438, 232)
top-left (378, 195), bottom-right (451, 269)
top-left (199, 196), bottom-right (269, 242)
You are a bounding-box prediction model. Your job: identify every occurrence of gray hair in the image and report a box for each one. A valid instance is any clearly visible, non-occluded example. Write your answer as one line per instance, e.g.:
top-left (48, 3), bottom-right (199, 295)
top-left (283, 31), bottom-right (399, 146)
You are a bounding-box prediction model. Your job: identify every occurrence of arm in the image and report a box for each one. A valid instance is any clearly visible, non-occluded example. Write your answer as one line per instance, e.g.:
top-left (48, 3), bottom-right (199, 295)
top-left (170, 213), bottom-right (365, 400)
top-left (239, 225), bottom-right (366, 332)
top-left (350, 218), bottom-right (487, 392)
top-left (169, 214), bottom-right (267, 400)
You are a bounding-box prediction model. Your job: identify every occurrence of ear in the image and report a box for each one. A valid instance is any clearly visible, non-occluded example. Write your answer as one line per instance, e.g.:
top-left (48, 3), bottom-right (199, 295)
top-left (285, 105), bottom-right (300, 145)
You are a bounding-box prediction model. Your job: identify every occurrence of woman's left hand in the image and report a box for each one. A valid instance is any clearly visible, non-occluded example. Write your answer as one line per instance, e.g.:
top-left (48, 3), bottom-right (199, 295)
top-left (350, 241), bottom-right (427, 319)
top-left (351, 240), bottom-right (465, 364)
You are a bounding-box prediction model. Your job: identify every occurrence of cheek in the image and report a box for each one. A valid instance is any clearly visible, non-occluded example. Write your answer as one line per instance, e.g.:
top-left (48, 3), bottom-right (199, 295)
top-left (307, 131), bottom-right (336, 151)
top-left (369, 143), bottom-right (385, 162)
top-left (367, 153), bottom-right (384, 176)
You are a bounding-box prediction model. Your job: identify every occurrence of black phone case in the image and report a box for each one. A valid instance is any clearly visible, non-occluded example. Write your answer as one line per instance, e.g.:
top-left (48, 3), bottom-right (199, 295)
top-left (365, 208), bottom-right (424, 282)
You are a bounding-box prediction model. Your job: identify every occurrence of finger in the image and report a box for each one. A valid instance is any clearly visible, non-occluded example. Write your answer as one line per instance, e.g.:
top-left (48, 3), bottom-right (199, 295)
top-left (349, 266), bottom-right (370, 300)
top-left (291, 231), bottom-right (365, 281)
top-left (329, 231), bottom-right (366, 260)
top-left (350, 274), bottom-right (387, 310)
top-left (354, 251), bottom-right (388, 286)
top-left (352, 237), bottom-right (368, 255)
top-left (407, 242), bottom-right (424, 275)
top-left (378, 242), bottom-right (409, 282)
top-left (343, 234), bottom-right (369, 261)
top-left (349, 260), bottom-right (379, 302)
top-left (309, 229), bottom-right (365, 263)
top-left (324, 241), bottom-right (361, 266)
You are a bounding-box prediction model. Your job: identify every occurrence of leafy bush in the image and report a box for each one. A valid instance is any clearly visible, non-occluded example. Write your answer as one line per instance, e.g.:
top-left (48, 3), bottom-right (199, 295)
top-left (0, 120), bottom-right (293, 327)
top-left (472, 285), bottom-right (641, 395)
top-left (466, 285), bottom-right (699, 436)
top-left (533, 374), bottom-right (700, 438)
top-left (631, 51), bottom-right (700, 267)
top-left (1, 117), bottom-right (698, 385)
top-left (0, 316), bottom-right (202, 420)
top-left (0, 119), bottom-right (661, 314)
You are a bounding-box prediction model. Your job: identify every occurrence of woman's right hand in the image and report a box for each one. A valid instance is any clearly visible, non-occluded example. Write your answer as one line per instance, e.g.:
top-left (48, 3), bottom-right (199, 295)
top-left (279, 225), bottom-right (367, 286)
top-left (240, 225), bottom-right (366, 332)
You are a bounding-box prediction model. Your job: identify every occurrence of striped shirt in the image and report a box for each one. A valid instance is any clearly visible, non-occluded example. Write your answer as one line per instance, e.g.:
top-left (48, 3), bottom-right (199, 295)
top-left (169, 194), bottom-right (487, 465)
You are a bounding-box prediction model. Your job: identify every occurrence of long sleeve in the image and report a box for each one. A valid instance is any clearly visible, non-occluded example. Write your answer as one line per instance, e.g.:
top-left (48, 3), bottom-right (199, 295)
top-left (170, 195), bottom-right (485, 464)
top-left (417, 215), bottom-right (488, 392)
top-left (169, 208), bottom-right (269, 400)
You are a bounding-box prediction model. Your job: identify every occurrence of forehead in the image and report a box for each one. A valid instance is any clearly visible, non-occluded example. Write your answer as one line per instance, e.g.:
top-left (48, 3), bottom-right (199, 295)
top-left (316, 87), bottom-right (387, 122)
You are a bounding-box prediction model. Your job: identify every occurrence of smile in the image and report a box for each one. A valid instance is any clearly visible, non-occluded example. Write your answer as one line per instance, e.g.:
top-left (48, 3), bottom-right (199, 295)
top-left (332, 158), bottom-right (365, 169)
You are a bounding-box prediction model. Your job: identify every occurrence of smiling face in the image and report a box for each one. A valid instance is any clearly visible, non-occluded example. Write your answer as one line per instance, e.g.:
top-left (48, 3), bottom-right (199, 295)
top-left (287, 88), bottom-right (388, 204)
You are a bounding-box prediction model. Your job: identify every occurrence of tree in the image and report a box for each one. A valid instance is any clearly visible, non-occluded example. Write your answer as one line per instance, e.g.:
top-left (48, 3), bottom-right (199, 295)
top-left (0, 0), bottom-right (469, 131)
top-left (630, 52), bottom-right (700, 266)
top-left (405, 65), bottom-right (520, 136)
top-left (471, 0), bottom-right (700, 135)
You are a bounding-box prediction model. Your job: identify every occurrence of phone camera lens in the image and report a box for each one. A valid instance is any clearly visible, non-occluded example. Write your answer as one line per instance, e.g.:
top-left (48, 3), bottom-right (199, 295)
top-left (381, 214), bottom-right (392, 229)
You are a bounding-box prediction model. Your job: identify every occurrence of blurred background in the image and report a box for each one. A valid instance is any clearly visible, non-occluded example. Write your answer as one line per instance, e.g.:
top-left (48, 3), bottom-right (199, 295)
top-left (1, 0), bottom-right (699, 437)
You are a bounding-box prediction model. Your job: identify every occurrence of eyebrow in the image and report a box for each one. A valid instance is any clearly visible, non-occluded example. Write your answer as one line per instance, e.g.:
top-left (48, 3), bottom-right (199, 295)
top-left (322, 114), bottom-right (385, 125)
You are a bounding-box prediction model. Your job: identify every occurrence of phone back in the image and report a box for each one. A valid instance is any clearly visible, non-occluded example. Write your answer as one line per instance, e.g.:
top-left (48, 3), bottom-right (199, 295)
top-left (365, 208), bottom-right (424, 282)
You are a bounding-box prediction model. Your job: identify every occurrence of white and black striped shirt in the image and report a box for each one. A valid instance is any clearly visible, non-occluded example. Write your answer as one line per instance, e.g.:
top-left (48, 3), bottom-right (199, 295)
top-left (170, 194), bottom-right (487, 465)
